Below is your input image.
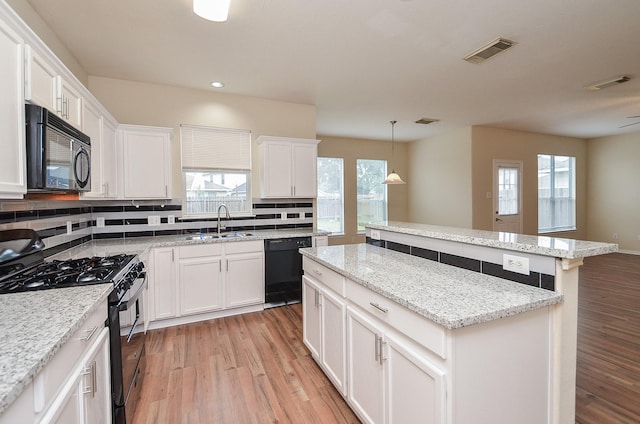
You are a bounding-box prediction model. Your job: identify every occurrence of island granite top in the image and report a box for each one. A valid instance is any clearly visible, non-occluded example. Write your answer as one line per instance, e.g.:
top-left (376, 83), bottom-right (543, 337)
top-left (300, 244), bottom-right (563, 330)
top-left (0, 284), bottom-right (112, 416)
top-left (366, 221), bottom-right (618, 259)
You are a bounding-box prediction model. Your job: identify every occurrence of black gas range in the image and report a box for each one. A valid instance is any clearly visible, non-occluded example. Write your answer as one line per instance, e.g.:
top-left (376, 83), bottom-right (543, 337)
top-left (0, 229), bottom-right (146, 424)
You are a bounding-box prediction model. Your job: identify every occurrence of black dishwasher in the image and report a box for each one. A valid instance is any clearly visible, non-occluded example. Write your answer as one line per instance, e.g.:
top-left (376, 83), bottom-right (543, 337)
top-left (264, 237), bottom-right (312, 307)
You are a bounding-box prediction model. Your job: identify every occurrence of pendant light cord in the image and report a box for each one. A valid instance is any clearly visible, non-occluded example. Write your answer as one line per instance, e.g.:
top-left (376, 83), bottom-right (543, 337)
top-left (390, 120), bottom-right (397, 170)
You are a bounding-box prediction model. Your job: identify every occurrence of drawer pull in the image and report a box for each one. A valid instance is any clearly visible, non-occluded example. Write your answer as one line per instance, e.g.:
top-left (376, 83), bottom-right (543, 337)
top-left (313, 269), bottom-right (323, 276)
top-left (80, 325), bottom-right (99, 342)
top-left (369, 302), bottom-right (389, 314)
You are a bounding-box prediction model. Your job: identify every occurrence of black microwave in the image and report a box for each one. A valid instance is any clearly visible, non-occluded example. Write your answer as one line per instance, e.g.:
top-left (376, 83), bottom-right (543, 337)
top-left (25, 104), bottom-right (91, 192)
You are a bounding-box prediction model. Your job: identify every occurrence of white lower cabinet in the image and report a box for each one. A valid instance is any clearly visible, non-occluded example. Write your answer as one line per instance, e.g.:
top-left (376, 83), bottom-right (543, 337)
top-left (40, 327), bottom-right (111, 424)
top-left (149, 241), bottom-right (264, 325)
top-left (302, 275), bottom-right (347, 395)
top-left (179, 246), bottom-right (224, 315)
top-left (304, 257), bottom-right (553, 424)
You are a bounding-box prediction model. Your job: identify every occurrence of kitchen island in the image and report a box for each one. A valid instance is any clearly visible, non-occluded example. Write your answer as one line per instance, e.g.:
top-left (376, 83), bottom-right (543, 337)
top-left (300, 222), bottom-right (617, 424)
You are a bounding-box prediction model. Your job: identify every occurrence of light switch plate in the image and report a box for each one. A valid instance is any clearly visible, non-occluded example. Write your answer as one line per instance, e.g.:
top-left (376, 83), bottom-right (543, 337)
top-left (168, 215), bottom-right (175, 224)
top-left (66, 221), bottom-right (72, 235)
top-left (96, 217), bottom-right (105, 228)
top-left (370, 230), bottom-right (381, 240)
top-left (503, 254), bottom-right (530, 275)
top-left (281, 212), bottom-right (287, 220)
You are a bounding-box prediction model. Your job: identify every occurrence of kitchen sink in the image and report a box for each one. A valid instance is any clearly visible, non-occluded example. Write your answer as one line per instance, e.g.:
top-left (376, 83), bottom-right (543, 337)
top-left (183, 232), bottom-right (255, 241)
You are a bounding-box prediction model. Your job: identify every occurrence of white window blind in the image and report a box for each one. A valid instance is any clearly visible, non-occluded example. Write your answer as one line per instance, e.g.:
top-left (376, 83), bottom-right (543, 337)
top-left (180, 124), bottom-right (251, 170)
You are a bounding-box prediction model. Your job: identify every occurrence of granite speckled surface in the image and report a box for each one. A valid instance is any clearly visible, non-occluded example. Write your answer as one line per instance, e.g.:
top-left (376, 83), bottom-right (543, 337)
top-left (49, 228), bottom-right (322, 260)
top-left (367, 221), bottom-right (618, 259)
top-left (0, 284), bottom-right (112, 415)
top-left (300, 244), bottom-right (563, 329)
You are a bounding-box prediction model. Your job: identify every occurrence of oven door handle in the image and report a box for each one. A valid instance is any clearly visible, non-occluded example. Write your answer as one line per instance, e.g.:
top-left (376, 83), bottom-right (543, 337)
top-left (126, 308), bottom-right (141, 343)
top-left (118, 271), bottom-right (147, 312)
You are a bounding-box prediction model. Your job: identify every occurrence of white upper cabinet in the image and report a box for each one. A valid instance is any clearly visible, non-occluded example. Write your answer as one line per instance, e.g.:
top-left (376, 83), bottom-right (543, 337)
top-left (0, 14), bottom-right (26, 199)
top-left (24, 44), bottom-right (83, 128)
top-left (118, 124), bottom-right (172, 199)
top-left (257, 136), bottom-right (319, 198)
top-left (80, 99), bottom-right (118, 199)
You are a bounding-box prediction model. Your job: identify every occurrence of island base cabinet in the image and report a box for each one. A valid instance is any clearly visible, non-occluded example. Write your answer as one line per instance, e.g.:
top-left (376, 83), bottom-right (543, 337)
top-left (303, 275), bottom-right (347, 396)
top-left (347, 307), bottom-right (385, 424)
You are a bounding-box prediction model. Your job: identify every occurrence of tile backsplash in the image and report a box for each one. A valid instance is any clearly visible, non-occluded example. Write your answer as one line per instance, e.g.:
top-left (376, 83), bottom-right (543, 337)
top-left (0, 199), bottom-right (313, 257)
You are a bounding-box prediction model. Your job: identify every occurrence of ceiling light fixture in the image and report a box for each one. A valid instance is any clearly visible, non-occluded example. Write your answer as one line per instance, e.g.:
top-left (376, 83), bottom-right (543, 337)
top-left (193, 0), bottom-right (230, 22)
top-left (383, 120), bottom-right (406, 185)
top-left (211, 81), bottom-right (224, 88)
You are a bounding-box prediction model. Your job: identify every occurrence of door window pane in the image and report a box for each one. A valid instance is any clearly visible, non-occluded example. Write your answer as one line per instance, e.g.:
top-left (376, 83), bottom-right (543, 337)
top-left (357, 159), bottom-right (387, 232)
top-left (317, 157), bottom-right (344, 234)
top-left (498, 167), bottom-right (519, 215)
top-left (538, 154), bottom-right (576, 233)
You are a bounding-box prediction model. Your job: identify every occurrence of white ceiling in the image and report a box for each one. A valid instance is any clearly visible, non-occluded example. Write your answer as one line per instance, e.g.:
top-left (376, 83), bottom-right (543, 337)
top-left (24, 0), bottom-right (640, 142)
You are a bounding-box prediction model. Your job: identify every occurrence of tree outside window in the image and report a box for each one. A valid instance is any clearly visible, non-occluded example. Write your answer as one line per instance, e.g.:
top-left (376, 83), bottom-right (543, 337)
top-left (357, 159), bottom-right (387, 232)
top-left (317, 157), bottom-right (344, 234)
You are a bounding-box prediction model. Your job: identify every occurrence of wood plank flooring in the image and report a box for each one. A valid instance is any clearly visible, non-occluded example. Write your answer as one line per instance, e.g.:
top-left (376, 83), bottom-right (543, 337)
top-left (133, 304), bottom-right (360, 423)
top-left (575, 253), bottom-right (640, 424)
top-left (133, 252), bottom-right (640, 423)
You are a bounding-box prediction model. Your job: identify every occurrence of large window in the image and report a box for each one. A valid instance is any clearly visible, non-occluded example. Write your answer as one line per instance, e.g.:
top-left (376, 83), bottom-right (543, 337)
top-left (317, 157), bottom-right (344, 234)
top-left (357, 159), bottom-right (387, 232)
top-left (538, 154), bottom-right (576, 233)
top-left (180, 125), bottom-right (252, 218)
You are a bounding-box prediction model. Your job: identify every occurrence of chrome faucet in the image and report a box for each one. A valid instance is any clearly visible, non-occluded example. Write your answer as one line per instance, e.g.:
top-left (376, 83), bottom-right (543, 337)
top-left (217, 204), bottom-right (230, 235)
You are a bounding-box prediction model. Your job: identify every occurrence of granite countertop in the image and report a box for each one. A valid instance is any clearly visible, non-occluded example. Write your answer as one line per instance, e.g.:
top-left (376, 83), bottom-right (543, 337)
top-left (50, 228), bottom-right (323, 260)
top-left (0, 284), bottom-right (112, 416)
top-left (367, 221), bottom-right (618, 259)
top-left (300, 244), bottom-right (563, 329)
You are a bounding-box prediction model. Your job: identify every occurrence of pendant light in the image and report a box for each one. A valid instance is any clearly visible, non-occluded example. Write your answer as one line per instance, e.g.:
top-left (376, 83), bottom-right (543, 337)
top-left (193, 0), bottom-right (231, 22)
top-left (383, 120), bottom-right (406, 184)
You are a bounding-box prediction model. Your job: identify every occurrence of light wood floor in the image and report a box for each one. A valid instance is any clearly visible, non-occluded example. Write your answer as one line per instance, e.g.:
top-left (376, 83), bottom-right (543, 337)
top-left (133, 252), bottom-right (639, 423)
top-left (133, 304), bottom-right (360, 423)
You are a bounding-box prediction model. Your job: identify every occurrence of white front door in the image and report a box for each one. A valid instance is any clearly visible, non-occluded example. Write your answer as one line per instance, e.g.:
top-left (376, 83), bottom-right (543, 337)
top-left (493, 160), bottom-right (522, 233)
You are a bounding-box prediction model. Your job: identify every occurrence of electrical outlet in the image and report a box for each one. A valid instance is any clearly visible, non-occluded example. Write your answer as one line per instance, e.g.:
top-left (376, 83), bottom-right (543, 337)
top-left (168, 215), bottom-right (175, 224)
top-left (66, 221), bottom-right (72, 235)
top-left (370, 230), bottom-right (381, 240)
top-left (148, 216), bottom-right (161, 226)
top-left (613, 233), bottom-right (619, 240)
top-left (299, 212), bottom-right (305, 219)
top-left (503, 254), bottom-right (530, 275)
top-left (96, 217), bottom-right (105, 228)
top-left (281, 212), bottom-right (287, 220)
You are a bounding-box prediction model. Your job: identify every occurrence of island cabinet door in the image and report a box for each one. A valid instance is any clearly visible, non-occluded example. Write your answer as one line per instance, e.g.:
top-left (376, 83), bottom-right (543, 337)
top-left (302, 276), bottom-right (321, 359)
top-left (319, 286), bottom-right (347, 396)
top-left (385, 334), bottom-right (447, 424)
top-left (347, 307), bottom-right (385, 424)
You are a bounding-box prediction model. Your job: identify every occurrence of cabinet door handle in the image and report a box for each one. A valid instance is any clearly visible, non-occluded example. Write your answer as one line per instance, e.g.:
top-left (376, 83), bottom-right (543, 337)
top-left (379, 339), bottom-right (387, 365)
top-left (82, 361), bottom-right (97, 398)
top-left (314, 289), bottom-right (320, 307)
top-left (369, 302), bottom-right (389, 314)
top-left (80, 325), bottom-right (99, 342)
top-left (374, 334), bottom-right (380, 362)
top-left (171, 249), bottom-right (174, 262)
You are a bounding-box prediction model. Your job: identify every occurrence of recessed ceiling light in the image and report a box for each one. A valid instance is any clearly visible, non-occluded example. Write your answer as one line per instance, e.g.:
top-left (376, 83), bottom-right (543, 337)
top-left (211, 81), bottom-right (224, 88)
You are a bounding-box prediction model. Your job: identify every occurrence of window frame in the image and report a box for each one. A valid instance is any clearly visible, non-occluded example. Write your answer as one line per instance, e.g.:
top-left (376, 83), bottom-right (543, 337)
top-left (537, 154), bottom-right (576, 233)
top-left (356, 158), bottom-right (388, 233)
top-left (316, 157), bottom-right (345, 236)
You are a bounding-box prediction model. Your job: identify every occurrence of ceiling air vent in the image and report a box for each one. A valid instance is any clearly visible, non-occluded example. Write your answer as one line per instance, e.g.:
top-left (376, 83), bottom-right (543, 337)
top-left (415, 118), bottom-right (440, 125)
top-left (584, 75), bottom-right (630, 91)
top-left (464, 38), bottom-right (516, 64)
